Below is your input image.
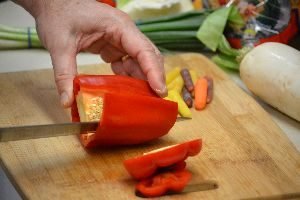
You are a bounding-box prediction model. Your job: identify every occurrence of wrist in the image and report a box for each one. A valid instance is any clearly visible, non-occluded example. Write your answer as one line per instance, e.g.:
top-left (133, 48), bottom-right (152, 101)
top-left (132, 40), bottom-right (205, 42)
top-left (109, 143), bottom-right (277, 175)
top-left (13, 0), bottom-right (44, 18)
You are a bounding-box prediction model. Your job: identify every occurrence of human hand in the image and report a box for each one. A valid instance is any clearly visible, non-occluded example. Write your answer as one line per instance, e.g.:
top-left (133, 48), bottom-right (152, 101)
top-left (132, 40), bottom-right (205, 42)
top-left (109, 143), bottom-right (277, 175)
top-left (15, 0), bottom-right (167, 107)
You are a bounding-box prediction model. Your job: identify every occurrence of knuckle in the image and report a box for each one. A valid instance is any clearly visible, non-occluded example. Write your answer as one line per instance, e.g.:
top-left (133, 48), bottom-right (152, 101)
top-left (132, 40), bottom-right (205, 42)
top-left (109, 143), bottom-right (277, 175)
top-left (55, 73), bottom-right (73, 83)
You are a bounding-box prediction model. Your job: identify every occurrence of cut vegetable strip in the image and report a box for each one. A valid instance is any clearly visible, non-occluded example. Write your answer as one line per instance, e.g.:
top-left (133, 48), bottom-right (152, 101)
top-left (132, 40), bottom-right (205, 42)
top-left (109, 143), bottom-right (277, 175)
top-left (195, 78), bottom-right (208, 110)
top-left (166, 67), bottom-right (181, 85)
top-left (136, 169), bottom-right (192, 198)
top-left (167, 76), bottom-right (184, 93)
top-left (123, 139), bottom-right (202, 180)
top-left (167, 90), bottom-right (192, 118)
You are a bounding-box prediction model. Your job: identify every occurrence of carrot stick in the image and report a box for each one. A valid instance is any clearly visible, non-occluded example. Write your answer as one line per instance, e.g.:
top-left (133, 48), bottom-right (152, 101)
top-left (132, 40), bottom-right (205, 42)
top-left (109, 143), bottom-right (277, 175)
top-left (180, 68), bottom-right (194, 92)
top-left (181, 87), bottom-right (193, 108)
top-left (194, 78), bottom-right (208, 110)
top-left (204, 76), bottom-right (213, 104)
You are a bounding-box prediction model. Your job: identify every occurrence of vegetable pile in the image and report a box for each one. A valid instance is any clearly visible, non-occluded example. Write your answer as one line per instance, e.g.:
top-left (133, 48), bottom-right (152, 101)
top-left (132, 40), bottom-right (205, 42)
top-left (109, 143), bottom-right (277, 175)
top-left (165, 67), bottom-right (214, 118)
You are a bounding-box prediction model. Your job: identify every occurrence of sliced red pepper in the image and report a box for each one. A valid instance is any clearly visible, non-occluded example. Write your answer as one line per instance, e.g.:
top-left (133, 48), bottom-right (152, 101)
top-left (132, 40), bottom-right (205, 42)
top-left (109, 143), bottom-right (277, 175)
top-left (123, 139), bottom-right (202, 180)
top-left (71, 75), bottom-right (178, 148)
top-left (136, 169), bottom-right (192, 198)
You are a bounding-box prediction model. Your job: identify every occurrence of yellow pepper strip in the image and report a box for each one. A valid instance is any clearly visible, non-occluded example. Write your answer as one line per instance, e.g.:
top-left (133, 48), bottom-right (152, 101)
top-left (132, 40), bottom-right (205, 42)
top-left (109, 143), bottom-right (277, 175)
top-left (166, 67), bottom-right (181, 85)
top-left (189, 69), bottom-right (198, 85)
top-left (167, 90), bottom-right (192, 118)
top-left (167, 75), bottom-right (184, 93)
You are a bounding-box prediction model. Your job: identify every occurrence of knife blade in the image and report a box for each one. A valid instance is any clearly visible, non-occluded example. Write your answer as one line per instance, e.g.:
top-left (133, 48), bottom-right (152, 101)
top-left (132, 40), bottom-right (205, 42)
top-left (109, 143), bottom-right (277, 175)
top-left (0, 117), bottom-right (189, 142)
top-left (136, 180), bottom-right (218, 197)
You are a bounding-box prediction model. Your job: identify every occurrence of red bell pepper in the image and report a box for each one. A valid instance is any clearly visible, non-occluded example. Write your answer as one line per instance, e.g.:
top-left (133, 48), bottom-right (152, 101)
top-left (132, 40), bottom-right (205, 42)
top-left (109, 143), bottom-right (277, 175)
top-left (136, 169), bottom-right (192, 198)
top-left (123, 139), bottom-right (202, 180)
top-left (71, 75), bottom-right (178, 148)
top-left (97, 0), bottom-right (116, 7)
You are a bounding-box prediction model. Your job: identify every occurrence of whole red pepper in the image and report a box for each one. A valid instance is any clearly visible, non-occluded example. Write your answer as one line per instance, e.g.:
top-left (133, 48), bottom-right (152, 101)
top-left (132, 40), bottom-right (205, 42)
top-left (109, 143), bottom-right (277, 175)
top-left (123, 139), bottom-right (202, 180)
top-left (71, 75), bottom-right (178, 148)
top-left (136, 169), bottom-right (192, 198)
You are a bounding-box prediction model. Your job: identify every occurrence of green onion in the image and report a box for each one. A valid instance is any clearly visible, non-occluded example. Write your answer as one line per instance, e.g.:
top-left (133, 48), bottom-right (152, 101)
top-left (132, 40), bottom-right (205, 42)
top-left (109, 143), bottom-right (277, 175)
top-left (211, 54), bottom-right (239, 70)
top-left (144, 31), bottom-right (197, 41)
top-left (138, 15), bottom-right (208, 32)
top-left (136, 10), bottom-right (211, 25)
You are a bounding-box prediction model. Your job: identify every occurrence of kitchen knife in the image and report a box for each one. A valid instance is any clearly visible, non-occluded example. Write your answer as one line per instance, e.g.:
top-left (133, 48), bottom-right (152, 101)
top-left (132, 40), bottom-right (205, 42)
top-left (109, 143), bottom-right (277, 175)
top-left (0, 117), bottom-right (189, 142)
top-left (135, 180), bottom-right (218, 197)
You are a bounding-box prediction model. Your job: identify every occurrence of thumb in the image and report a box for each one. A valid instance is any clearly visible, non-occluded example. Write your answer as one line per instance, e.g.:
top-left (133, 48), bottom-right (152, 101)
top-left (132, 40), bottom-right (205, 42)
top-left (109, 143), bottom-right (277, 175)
top-left (50, 48), bottom-right (77, 108)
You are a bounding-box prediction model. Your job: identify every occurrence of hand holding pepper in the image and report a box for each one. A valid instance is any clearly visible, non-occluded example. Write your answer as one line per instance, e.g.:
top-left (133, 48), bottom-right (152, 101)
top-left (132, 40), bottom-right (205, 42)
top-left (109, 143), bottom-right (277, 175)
top-left (13, 0), bottom-right (167, 107)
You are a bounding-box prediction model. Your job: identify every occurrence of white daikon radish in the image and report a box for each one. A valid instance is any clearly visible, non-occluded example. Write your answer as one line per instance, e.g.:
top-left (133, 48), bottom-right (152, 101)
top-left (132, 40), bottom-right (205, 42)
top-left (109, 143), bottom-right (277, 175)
top-left (240, 42), bottom-right (300, 121)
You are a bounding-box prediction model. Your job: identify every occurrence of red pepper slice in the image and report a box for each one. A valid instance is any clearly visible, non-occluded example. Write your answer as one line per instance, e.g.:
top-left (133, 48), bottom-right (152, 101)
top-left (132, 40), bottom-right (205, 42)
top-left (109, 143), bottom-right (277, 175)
top-left (123, 139), bottom-right (202, 180)
top-left (71, 75), bottom-right (178, 148)
top-left (136, 169), bottom-right (192, 198)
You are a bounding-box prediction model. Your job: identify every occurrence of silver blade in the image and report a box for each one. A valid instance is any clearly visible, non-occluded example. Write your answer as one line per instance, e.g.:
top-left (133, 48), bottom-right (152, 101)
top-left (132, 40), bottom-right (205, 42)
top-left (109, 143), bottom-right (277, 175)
top-left (0, 117), bottom-right (189, 142)
top-left (0, 122), bottom-right (98, 142)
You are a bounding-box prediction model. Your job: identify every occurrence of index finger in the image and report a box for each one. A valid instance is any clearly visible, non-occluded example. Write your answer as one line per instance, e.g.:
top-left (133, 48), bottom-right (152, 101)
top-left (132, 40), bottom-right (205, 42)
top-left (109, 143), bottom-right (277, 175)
top-left (118, 22), bottom-right (167, 97)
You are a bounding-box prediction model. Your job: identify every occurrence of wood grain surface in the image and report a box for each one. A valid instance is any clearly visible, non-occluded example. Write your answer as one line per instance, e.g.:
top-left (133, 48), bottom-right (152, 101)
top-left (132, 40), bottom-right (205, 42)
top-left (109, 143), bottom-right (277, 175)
top-left (0, 53), bottom-right (299, 200)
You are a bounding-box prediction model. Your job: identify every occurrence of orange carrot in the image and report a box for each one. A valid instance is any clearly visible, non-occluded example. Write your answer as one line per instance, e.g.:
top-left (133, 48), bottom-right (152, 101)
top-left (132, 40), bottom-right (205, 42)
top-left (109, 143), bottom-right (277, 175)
top-left (204, 76), bottom-right (213, 104)
top-left (194, 78), bottom-right (208, 110)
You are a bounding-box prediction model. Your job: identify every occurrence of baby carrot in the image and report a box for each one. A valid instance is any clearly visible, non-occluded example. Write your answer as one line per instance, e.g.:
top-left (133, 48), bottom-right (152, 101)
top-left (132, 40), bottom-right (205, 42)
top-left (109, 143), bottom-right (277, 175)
top-left (204, 76), bottom-right (213, 104)
top-left (195, 78), bottom-right (208, 110)
top-left (182, 87), bottom-right (193, 108)
top-left (180, 68), bottom-right (194, 92)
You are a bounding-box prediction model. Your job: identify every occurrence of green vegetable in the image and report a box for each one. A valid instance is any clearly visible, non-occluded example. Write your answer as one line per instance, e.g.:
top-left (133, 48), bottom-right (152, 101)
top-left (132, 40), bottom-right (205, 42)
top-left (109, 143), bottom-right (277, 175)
top-left (211, 54), bottom-right (239, 70)
top-left (144, 31), bottom-right (197, 41)
top-left (196, 6), bottom-right (232, 51)
top-left (136, 10), bottom-right (211, 25)
top-left (228, 6), bottom-right (245, 27)
top-left (218, 35), bottom-right (239, 57)
top-left (157, 41), bottom-right (206, 52)
top-left (138, 15), bottom-right (208, 32)
top-left (0, 25), bottom-right (42, 49)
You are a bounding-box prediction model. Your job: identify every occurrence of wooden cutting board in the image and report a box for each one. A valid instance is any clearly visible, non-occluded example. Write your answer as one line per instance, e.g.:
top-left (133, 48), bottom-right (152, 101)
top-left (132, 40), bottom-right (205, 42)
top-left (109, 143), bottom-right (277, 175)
top-left (0, 53), bottom-right (299, 200)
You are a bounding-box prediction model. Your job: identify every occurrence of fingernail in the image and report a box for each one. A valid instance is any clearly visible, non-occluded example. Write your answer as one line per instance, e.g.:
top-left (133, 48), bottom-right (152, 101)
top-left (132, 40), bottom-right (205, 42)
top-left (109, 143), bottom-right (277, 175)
top-left (60, 92), bottom-right (69, 107)
top-left (154, 84), bottom-right (167, 98)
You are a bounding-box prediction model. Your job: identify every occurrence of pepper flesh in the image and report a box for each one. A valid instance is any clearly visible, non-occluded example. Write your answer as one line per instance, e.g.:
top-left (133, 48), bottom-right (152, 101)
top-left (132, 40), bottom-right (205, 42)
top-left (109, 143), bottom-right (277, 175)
top-left (123, 139), bottom-right (202, 180)
top-left (136, 169), bottom-right (192, 198)
top-left (72, 75), bottom-right (178, 148)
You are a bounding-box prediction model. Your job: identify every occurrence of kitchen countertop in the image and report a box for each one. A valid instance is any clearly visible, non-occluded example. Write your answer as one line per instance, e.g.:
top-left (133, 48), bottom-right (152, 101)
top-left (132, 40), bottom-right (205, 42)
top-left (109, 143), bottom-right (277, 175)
top-left (0, 1), bottom-right (299, 200)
